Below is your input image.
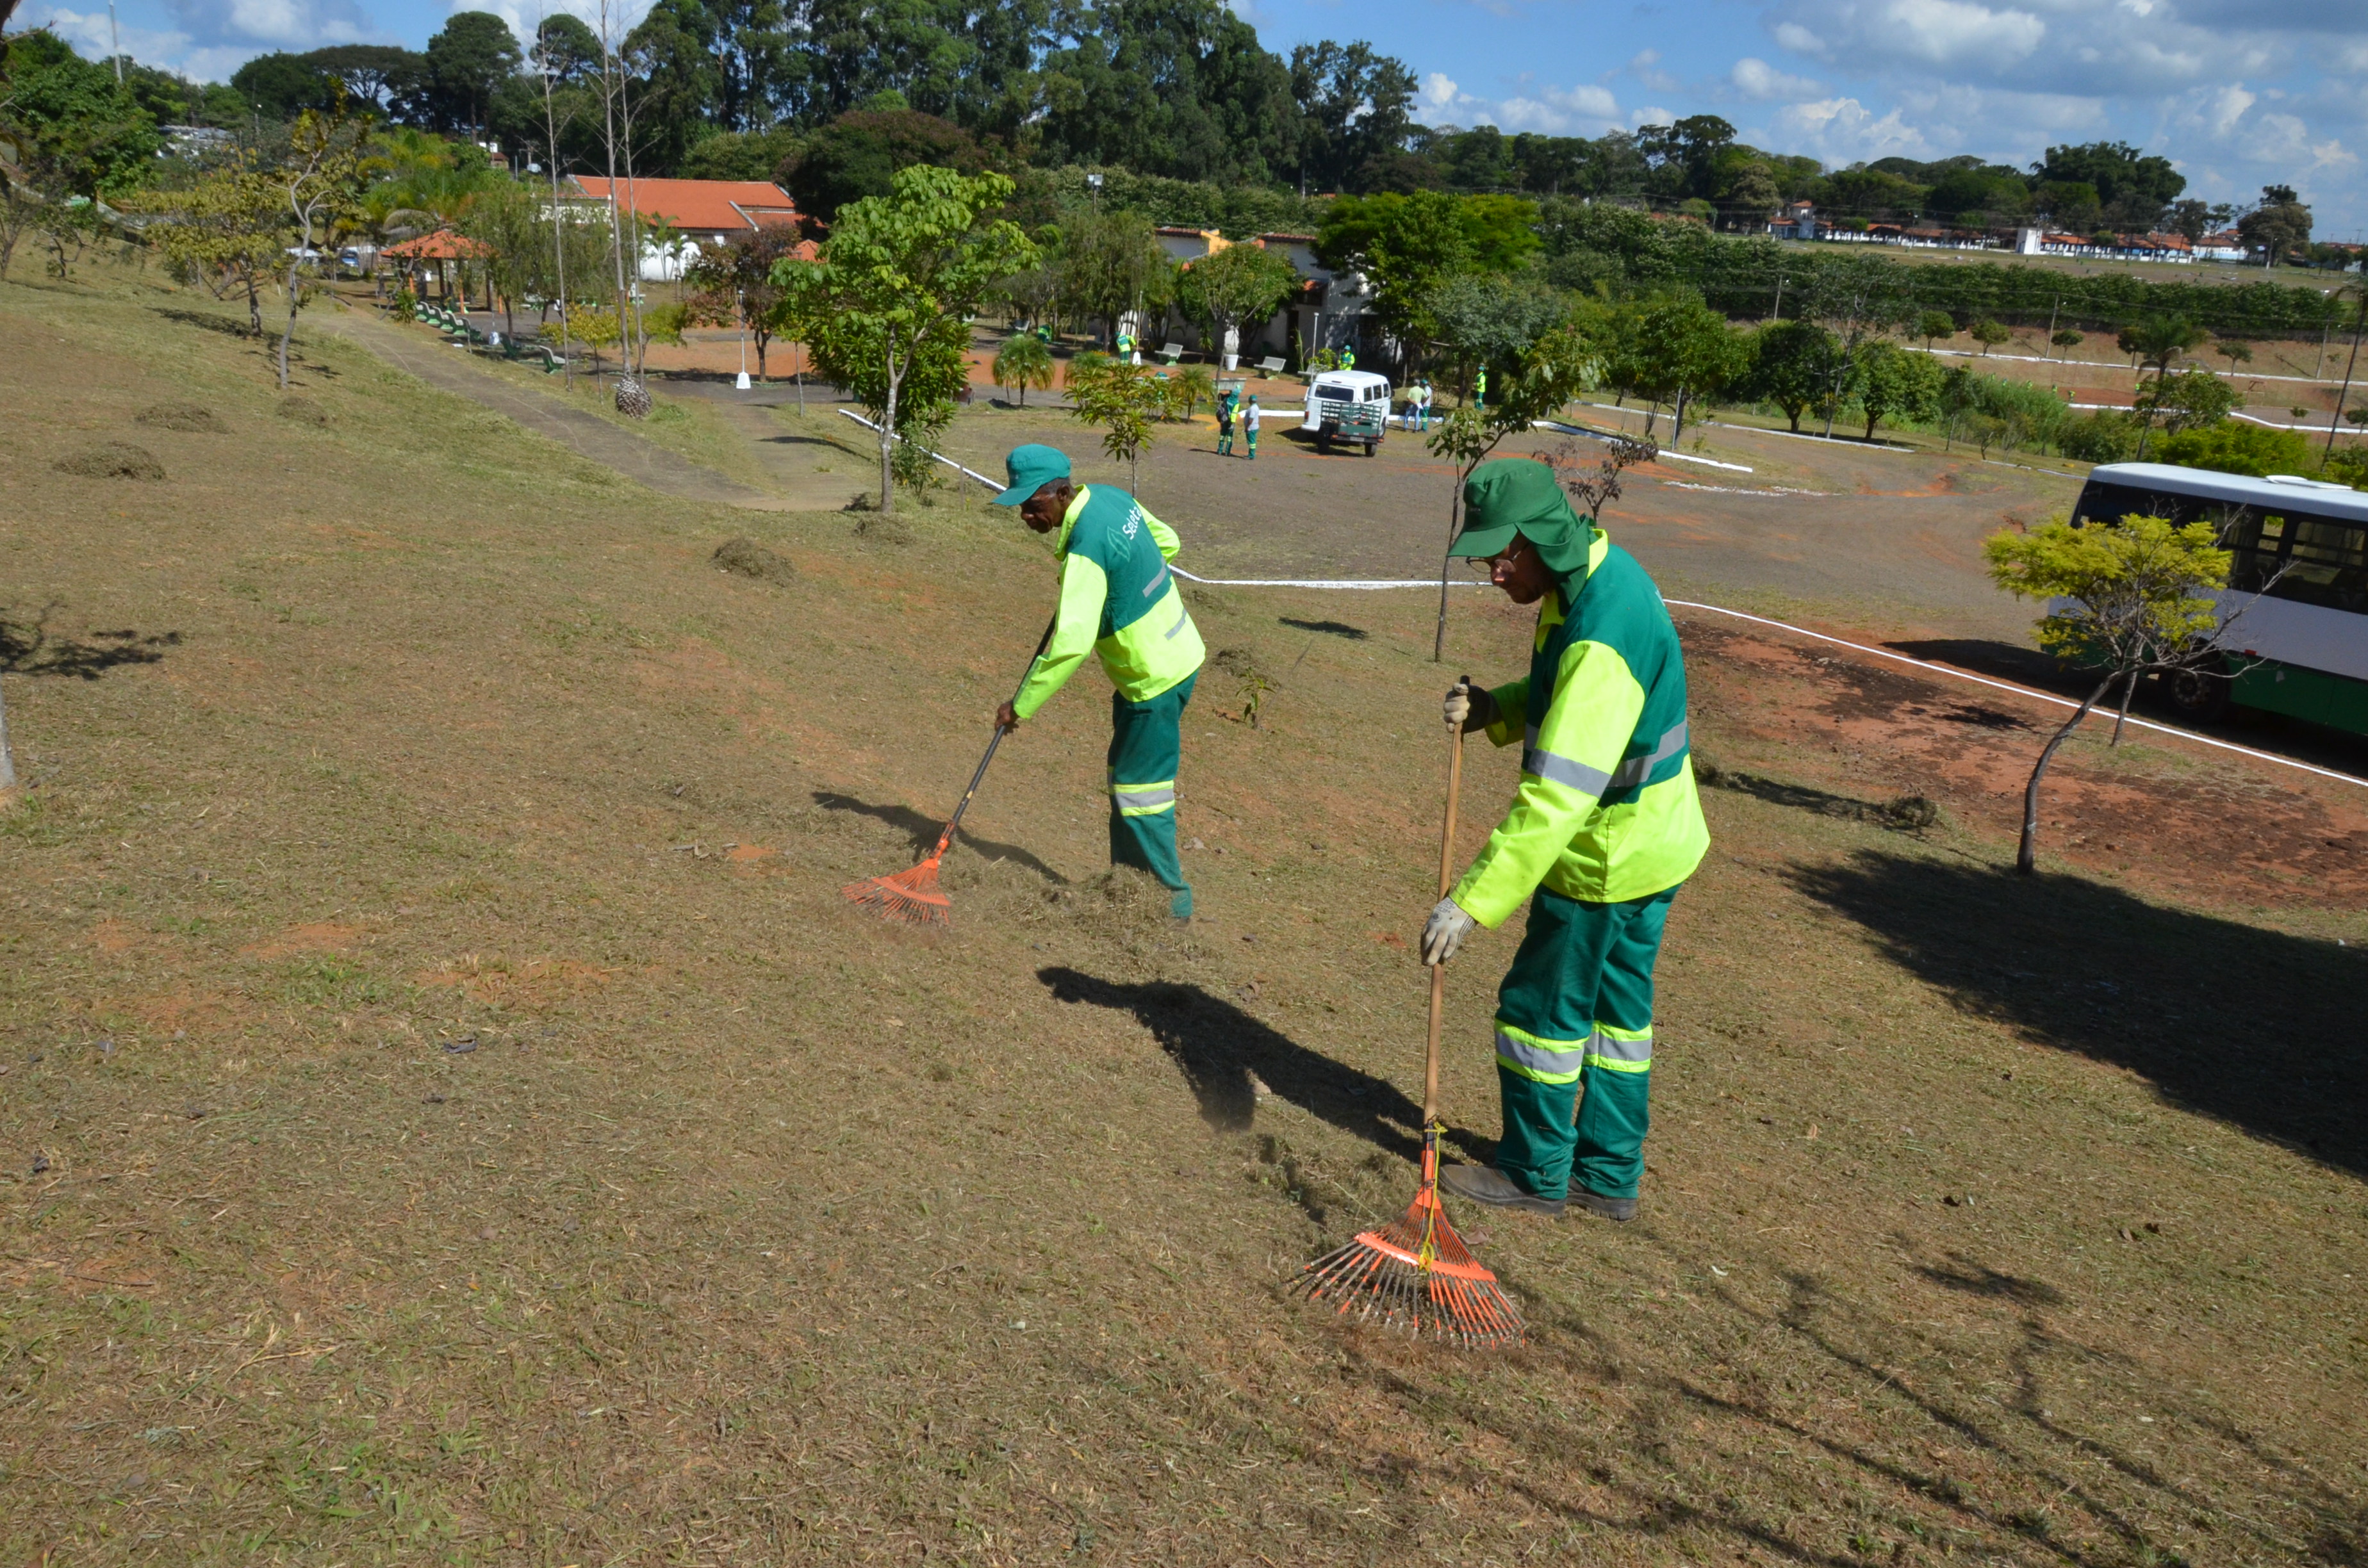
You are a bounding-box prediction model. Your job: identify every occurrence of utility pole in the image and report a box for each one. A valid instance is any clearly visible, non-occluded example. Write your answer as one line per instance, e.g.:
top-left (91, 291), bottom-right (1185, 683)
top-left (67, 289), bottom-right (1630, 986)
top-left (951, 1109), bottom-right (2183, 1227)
top-left (2326, 287), bottom-right (2365, 458)
top-left (107, 0), bottom-right (122, 83)
top-left (2045, 298), bottom-right (2059, 360)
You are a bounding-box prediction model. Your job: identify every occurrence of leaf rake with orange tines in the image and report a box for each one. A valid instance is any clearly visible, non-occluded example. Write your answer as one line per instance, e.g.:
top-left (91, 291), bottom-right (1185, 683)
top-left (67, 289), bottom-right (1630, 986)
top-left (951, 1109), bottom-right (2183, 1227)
top-left (1290, 686), bottom-right (1524, 1348)
top-left (843, 618), bottom-right (1055, 927)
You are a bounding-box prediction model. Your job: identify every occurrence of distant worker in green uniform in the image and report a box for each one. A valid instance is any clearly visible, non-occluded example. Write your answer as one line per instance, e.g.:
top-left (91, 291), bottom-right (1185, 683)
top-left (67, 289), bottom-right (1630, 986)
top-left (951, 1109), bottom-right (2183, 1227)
top-left (992, 445), bottom-right (1207, 920)
top-left (1215, 388), bottom-right (1237, 455)
top-left (1339, 346), bottom-right (1356, 370)
top-left (1419, 459), bottom-right (1709, 1222)
top-left (1243, 395), bottom-right (1260, 460)
top-left (1473, 366), bottom-right (1487, 411)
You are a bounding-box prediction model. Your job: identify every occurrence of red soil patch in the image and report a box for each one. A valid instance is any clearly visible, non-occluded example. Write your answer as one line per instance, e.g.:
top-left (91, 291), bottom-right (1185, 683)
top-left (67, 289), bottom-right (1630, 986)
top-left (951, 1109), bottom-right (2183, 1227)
top-left (725, 843), bottom-right (774, 863)
top-left (411, 955), bottom-right (618, 1004)
top-left (1681, 616), bottom-right (2368, 911)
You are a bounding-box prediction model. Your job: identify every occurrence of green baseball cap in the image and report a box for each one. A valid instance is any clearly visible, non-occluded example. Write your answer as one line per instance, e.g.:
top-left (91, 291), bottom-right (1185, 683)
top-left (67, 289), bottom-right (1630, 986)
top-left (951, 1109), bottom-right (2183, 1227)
top-left (1445, 457), bottom-right (1592, 576)
top-left (991, 443), bottom-right (1073, 507)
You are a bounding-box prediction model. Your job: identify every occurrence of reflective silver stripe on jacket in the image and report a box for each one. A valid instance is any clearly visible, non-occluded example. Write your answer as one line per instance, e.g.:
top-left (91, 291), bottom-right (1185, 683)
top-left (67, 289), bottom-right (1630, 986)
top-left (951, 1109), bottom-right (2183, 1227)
top-left (1608, 721), bottom-right (1689, 789)
top-left (1142, 562), bottom-right (1170, 599)
top-left (1110, 787), bottom-right (1176, 810)
top-left (1494, 1029), bottom-right (1585, 1075)
top-left (1524, 720), bottom-right (1688, 796)
top-left (1522, 746), bottom-right (1613, 796)
top-left (1163, 598), bottom-right (1189, 638)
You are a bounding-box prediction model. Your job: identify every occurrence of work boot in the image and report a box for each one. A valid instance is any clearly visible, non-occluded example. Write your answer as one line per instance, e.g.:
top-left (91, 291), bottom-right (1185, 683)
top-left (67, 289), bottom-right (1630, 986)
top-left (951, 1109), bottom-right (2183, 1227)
top-left (1568, 1188), bottom-right (1638, 1223)
top-left (1439, 1163), bottom-right (1565, 1217)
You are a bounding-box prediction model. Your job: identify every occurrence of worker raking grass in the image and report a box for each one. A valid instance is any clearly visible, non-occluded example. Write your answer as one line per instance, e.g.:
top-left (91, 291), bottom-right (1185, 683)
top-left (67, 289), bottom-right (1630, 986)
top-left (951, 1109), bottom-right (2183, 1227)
top-left (992, 444), bottom-right (1208, 920)
top-left (1421, 458), bottom-right (1711, 1222)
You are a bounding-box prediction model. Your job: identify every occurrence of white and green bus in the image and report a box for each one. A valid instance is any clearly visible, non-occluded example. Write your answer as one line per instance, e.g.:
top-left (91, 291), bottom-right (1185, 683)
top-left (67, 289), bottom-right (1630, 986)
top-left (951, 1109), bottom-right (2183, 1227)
top-left (2071, 462), bottom-right (2368, 737)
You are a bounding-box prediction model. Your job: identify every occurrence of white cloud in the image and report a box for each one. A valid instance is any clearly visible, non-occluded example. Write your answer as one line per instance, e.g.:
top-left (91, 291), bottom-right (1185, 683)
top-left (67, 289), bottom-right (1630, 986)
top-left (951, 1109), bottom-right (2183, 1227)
top-left (1770, 96), bottom-right (1935, 161)
top-left (1731, 56), bottom-right (1825, 101)
top-left (1773, 20), bottom-right (1830, 56)
top-left (1413, 76), bottom-right (1625, 135)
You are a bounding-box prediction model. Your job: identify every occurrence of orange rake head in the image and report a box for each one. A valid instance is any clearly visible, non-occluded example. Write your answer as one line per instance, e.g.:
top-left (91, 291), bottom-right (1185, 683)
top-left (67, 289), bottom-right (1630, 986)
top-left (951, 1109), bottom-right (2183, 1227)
top-left (842, 854), bottom-right (952, 925)
top-left (1290, 1130), bottom-right (1524, 1349)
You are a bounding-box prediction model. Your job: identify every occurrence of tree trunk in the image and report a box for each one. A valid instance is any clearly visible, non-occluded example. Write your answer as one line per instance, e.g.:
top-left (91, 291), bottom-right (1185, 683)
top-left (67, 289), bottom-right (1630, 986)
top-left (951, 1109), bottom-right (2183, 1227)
top-left (1432, 477), bottom-right (1463, 664)
top-left (2109, 666), bottom-right (2142, 746)
top-left (878, 343), bottom-right (900, 514)
top-left (279, 257), bottom-right (300, 388)
top-left (2018, 673), bottom-right (2117, 874)
top-left (245, 270), bottom-right (263, 336)
top-left (1672, 389), bottom-right (1688, 445)
top-left (0, 671), bottom-right (17, 795)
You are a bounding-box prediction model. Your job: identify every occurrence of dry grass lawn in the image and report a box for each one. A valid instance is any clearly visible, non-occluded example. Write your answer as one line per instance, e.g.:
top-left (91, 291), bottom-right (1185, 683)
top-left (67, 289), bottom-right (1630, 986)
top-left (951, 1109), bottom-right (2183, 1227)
top-left (2, 264), bottom-right (2364, 1567)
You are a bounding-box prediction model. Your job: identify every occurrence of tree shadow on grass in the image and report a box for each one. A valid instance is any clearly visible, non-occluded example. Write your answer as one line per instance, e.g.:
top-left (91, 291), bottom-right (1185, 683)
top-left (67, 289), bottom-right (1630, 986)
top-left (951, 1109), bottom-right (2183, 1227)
top-left (151, 306), bottom-right (256, 338)
top-left (810, 790), bottom-right (1065, 883)
top-left (1279, 617), bottom-right (1369, 639)
top-left (1035, 967), bottom-right (1491, 1163)
top-left (1790, 850), bottom-right (2367, 1176)
top-left (1, 609), bottom-right (180, 680)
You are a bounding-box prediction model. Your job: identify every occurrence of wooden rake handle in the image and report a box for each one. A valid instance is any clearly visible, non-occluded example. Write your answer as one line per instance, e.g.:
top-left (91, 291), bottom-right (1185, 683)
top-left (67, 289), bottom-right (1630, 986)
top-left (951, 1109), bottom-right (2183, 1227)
top-left (1422, 679), bottom-right (1470, 1129)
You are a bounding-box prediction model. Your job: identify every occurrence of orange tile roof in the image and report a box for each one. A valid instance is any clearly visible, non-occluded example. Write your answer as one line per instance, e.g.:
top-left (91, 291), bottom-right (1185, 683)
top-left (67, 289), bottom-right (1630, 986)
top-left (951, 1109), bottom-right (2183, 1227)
top-left (567, 177), bottom-right (802, 234)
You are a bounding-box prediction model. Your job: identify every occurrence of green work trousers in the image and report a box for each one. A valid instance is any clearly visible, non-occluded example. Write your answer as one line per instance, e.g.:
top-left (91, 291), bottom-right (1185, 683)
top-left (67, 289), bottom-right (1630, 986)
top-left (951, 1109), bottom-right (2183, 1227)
top-left (1108, 672), bottom-right (1196, 915)
top-left (1245, 428), bottom-right (1258, 459)
top-left (1216, 421), bottom-right (1233, 454)
top-left (1490, 884), bottom-right (1677, 1202)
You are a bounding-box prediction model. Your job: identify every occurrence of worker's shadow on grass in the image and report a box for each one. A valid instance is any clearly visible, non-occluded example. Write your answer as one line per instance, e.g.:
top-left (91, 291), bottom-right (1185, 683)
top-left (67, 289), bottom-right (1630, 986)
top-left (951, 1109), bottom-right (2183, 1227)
top-left (810, 790), bottom-right (1066, 883)
top-left (1035, 967), bottom-right (1487, 1161)
top-left (1279, 617), bottom-right (1368, 640)
top-left (1794, 851), bottom-right (2367, 1177)
top-left (1, 609), bottom-right (180, 680)
top-left (1700, 769), bottom-right (1938, 831)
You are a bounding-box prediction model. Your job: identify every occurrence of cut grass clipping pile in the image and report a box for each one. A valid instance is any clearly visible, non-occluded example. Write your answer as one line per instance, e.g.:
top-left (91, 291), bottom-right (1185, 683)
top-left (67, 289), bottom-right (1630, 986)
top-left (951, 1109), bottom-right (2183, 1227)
top-left (2, 265), bottom-right (2364, 1566)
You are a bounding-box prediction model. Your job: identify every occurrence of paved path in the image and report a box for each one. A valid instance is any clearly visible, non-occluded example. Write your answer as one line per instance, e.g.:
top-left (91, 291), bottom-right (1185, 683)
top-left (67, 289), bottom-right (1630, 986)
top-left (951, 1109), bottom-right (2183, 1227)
top-left (325, 305), bottom-right (796, 511)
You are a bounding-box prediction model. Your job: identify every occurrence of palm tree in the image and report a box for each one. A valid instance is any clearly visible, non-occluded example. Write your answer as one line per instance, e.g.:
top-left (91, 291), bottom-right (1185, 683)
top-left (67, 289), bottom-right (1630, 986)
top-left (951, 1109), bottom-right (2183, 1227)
top-left (992, 332), bottom-right (1055, 407)
top-left (2118, 316), bottom-right (2205, 458)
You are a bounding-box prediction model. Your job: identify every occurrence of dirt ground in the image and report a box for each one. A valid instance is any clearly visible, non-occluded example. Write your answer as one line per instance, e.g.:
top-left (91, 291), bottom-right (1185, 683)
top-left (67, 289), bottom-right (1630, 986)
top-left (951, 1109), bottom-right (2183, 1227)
top-left (3, 265), bottom-right (2365, 1568)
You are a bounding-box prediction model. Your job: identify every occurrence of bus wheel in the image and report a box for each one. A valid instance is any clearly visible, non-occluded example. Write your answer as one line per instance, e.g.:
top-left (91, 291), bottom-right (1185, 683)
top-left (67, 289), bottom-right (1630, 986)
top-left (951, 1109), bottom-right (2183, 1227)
top-left (2162, 665), bottom-right (2230, 724)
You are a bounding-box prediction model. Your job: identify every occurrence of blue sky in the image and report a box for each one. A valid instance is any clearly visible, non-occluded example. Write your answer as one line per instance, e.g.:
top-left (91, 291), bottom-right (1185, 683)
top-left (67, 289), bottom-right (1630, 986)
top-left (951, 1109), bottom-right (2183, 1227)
top-left (28, 0), bottom-right (2368, 233)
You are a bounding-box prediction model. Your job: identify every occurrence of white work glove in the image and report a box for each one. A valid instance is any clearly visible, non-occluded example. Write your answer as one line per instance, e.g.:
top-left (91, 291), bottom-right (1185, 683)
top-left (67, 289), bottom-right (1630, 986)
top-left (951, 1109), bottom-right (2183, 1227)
top-left (1442, 678), bottom-right (1497, 733)
top-left (1420, 897), bottom-right (1477, 966)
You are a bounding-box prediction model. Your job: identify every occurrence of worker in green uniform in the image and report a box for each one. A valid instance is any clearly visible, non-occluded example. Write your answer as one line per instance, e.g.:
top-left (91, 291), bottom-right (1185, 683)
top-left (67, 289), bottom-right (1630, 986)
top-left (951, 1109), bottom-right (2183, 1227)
top-left (1215, 388), bottom-right (1237, 455)
top-left (1418, 459), bottom-right (1709, 1221)
top-left (992, 445), bottom-right (1207, 920)
top-left (1243, 395), bottom-right (1260, 460)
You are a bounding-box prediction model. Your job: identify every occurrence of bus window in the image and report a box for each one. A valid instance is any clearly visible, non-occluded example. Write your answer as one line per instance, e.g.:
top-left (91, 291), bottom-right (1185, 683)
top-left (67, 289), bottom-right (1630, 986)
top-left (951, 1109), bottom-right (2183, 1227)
top-left (2276, 515), bottom-right (2368, 614)
top-left (2072, 482), bottom-right (2194, 528)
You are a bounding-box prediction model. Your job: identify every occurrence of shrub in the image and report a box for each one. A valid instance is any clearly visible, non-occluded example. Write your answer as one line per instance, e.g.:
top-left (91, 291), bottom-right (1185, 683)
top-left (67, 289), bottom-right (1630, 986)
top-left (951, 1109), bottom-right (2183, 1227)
top-left (2154, 421), bottom-right (2313, 478)
top-left (2058, 411), bottom-right (2138, 464)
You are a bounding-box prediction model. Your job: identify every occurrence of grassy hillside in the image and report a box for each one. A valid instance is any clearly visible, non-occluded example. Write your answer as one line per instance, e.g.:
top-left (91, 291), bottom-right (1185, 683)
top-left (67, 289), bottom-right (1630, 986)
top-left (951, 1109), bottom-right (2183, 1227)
top-left (2, 264), bottom-right (2364, 1566)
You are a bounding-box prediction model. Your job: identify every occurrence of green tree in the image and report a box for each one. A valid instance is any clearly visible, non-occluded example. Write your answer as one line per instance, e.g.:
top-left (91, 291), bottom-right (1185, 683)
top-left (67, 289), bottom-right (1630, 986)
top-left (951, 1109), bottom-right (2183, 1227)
top-left (2051, 328), bottom-right (2084, 357)
top-left (778, 110), bottom-right (989, 222)
top-left (1034, 0), bottom-right (1298, 185)
top-left (1986, 516), bottom-right (2233, 872)
top-left (1172, 240), bottom-right (1299, 368)
top-left (1289, 40), bottom-right (1415, 192)
top-left (684, 225), bottom-right (808, 379)
top-left (1427, 272), bottom-right (1567, 401)
top-left (1, 29), bottom-right (163, 200)
top-left (2237, 185), bottom-right (2312, 268)
top-left (1068, 357), bottom-right (1162, 493)
top-left (2139, 368), bottom-right (2239, 436)
top-left (1805, 251), bottom-right (1911, 436)
top-left (1424, 316), bottom-right (1605, 657)
top-left (2214, 338), bottom-right (2253, 371)
top-left (1913, 309), bottom-right (1955, 348)
top-left (229, 52), bottom-right (338, 121)
top-left (1313, 190), bottom-right (1474, 362)
top-left (1057, 207), bottom-right (1173, 350)
top-left (425, 12), bottom-right (522, 137)
top-left (2117, 315), bottom-right (2206, 456)
top-left (1969, 318), bottom-right (2011, 354)
top-left (1628, 291), bottom-right (1748, 443)
top-left (128, 165), bottom-right (284, 332)
top-left (2032, 142), bottom-right (2185, 230)
top-left (775, 165), bottom-right (1039, 510)
top-left (1854, 339), bottom-right (1943, 441)
top-left (2154, 421), bottom-right (2310, 477)
top-left (1745, 318), bottom-right (1841, 432)
top-left (270, 110), bottom-right (375, 389)
top-left (991, 331), bottom-right (1054, 405)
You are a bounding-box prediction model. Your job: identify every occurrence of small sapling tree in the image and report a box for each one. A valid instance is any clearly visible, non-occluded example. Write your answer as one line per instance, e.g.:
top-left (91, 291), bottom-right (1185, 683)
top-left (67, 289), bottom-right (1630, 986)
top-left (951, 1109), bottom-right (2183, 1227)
top-left (777, 165), bottom-right (1038, 512)
top-left (1985, 514), bottom-right (2254, 875)
top-left (1067, 357), bottom-right (1162, 494)
top-left (991, 331), bottom-right (1054, 406)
